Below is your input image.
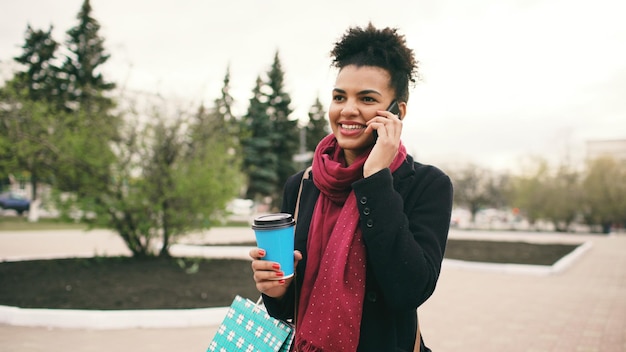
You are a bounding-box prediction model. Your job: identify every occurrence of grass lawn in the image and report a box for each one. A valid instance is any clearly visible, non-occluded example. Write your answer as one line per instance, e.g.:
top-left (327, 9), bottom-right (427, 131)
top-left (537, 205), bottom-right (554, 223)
top-left (0, 216), bottom-right (88, 231)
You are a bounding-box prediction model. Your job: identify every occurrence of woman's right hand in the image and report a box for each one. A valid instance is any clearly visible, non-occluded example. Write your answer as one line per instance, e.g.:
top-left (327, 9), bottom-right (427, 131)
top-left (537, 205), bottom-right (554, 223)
top-left (250, 248), bottom-right (302, 299)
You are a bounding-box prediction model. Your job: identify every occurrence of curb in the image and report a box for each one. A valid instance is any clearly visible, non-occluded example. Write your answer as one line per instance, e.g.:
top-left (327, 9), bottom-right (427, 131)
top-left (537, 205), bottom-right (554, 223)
top-left (0, 244), bottom-right (251, 330)
top-left (442, 240), bottom-right (593, 275)
top-left (0, 240), bottom-right (593, 329)
top-left (0, 305), bottom-right (228, 329)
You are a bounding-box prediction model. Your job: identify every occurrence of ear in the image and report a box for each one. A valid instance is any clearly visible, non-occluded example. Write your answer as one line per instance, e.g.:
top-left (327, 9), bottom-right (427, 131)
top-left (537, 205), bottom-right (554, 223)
top-left (398, 101), bottom-right (408, 120)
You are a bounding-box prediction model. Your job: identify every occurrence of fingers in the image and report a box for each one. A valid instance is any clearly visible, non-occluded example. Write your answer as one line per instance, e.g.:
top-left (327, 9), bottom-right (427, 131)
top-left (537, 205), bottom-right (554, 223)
top-left (251, 260), bottom-right (284, 281)
top-left (364, 112), bottom-right (403, 177)
top-left (250, 247), bottom-right (280, 279)
top-left (249, 249), bottom-right (302, 272)
top-left (249, 248), bottom-right (266, 260)
top-left (250, 247), bottom-right (292, 298)
top-left (368, 110), bottom-right (403, 141)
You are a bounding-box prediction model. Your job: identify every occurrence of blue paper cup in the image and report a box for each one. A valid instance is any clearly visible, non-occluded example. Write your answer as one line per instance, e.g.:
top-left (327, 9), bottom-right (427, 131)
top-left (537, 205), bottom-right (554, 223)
top-left (252, 213), bottom-right (296, 280)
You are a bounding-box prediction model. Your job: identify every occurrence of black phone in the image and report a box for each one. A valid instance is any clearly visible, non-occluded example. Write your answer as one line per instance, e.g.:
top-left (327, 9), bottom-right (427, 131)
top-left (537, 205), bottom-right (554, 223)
top-left (373, 100), bottom-right (401, 140)
top-left (387, 100), bottom-right (401, 117)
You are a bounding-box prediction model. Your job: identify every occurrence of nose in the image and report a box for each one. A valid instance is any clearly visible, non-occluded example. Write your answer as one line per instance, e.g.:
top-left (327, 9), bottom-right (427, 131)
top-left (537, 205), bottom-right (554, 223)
top-left (340, 101), bottom-right (358, 117)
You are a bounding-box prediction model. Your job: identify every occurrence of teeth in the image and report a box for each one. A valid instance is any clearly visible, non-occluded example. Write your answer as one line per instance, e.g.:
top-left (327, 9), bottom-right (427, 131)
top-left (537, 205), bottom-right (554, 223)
top-left (341, 124), bottom-right (364, 130)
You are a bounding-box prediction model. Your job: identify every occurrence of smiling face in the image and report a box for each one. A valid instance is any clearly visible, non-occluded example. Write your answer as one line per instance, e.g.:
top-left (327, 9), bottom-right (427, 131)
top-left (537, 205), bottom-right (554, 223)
top-left (329, 65), bottom-right (396, 164)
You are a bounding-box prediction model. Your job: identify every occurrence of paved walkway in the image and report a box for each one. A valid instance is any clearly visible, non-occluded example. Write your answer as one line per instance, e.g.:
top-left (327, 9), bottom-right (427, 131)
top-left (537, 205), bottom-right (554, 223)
top-left (0, 228), bottom-right (624, 351)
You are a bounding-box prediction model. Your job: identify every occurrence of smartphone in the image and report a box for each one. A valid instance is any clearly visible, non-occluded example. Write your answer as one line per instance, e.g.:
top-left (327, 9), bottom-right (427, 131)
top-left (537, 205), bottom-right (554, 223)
top-left (387, 100), bottom-right (401, 117)
top-left (373, 100), bottom-right (401, 140)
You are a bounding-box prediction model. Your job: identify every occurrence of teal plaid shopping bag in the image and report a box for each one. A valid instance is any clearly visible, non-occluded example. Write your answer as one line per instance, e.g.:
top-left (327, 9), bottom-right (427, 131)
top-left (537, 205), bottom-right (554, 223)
top-left (207, 295), bottom-right (294, 352)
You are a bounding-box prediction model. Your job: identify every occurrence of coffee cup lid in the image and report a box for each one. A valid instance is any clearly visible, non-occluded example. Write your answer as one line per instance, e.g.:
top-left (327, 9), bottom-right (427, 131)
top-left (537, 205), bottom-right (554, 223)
top-left (252, 213), bottom-right (295, 229)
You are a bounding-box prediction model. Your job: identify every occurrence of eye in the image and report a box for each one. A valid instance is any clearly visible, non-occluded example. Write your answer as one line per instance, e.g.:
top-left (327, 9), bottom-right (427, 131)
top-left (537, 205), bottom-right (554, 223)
top-left (362, 96), bottom-right (377, 103)
top-left (332, 94), bottom-right (345, 102)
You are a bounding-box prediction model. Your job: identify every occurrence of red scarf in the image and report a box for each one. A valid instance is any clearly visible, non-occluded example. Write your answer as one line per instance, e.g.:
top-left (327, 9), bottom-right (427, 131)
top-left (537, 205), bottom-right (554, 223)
top-left (295, 134), bottom-right (407, 352)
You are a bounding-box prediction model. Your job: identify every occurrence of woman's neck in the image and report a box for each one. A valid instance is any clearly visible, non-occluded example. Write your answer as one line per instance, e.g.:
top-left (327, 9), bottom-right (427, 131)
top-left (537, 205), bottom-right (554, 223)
top-left (343, 150), bottom-right (355, 166)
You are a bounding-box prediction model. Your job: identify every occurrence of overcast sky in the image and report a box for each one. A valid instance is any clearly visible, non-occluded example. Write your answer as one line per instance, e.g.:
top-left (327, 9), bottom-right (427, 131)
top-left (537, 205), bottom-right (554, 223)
top-left (1, 0), bottom-right (625, 172)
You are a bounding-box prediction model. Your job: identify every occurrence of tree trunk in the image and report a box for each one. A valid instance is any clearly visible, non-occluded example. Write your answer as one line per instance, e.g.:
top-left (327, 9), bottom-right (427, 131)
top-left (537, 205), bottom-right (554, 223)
top-left (160, 201), bottom-right (171, 257)
top-left (30, 172), bottom-right (38, 201)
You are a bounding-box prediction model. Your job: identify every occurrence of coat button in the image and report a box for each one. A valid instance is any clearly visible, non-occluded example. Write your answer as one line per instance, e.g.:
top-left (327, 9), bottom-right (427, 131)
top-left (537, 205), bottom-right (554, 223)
top-left (366, 291), bottom-right (377, 302)
top-left (360, 196), bottom-right (367, 204)
top-left (366, 219), bottom-right (374, 228)
top-left (363, 207), bottom-right (370, 215)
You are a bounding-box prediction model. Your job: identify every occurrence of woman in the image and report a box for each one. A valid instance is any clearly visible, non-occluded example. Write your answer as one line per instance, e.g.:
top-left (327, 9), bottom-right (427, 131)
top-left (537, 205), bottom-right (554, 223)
top-left (250, 23), bottom-right (453, 352)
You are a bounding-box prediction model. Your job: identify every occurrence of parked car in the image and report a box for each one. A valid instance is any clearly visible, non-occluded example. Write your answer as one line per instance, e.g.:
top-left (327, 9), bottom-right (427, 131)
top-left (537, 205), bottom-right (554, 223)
top-left (0, 192), bottom-right (31, 215)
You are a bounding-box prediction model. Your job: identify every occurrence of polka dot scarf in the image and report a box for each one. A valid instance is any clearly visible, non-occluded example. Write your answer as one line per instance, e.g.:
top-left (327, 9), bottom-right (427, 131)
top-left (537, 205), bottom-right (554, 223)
top-left (295, 135), bottom-right (406, 351)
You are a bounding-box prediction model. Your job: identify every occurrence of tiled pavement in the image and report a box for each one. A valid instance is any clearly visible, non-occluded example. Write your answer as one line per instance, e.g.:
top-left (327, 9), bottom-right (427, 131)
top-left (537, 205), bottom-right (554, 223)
top-left (0, 228), bottom-right (624, 351)
top-left (421, 232), bottom-right (626, 351)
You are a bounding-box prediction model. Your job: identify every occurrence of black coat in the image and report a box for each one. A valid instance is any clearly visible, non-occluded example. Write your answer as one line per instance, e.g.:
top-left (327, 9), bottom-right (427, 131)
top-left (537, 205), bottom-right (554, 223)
top-left (263, 155), bottom-right (453, 352)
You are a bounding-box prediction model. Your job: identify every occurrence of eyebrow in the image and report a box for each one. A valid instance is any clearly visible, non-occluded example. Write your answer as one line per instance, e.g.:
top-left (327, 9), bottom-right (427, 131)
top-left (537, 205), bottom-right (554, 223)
top-left (333, 88), bottom-right (383, 96)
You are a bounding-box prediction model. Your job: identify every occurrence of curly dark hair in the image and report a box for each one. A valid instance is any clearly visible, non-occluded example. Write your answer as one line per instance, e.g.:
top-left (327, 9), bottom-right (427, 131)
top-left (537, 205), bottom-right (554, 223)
top-left (330, 23), bottom-right (419, 103)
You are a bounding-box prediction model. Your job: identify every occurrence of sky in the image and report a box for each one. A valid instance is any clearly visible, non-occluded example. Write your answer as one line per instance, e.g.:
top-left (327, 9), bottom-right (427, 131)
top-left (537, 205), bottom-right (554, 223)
top-left (1, 0), bottom-right (625, 173)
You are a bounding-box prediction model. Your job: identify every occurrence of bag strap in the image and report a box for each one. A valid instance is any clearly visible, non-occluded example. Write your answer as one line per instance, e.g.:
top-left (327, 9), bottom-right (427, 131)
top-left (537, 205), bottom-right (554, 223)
top-left (294, 166), bottom-right (312, 223)
top-left (291, 166), bottom-right (311, 352)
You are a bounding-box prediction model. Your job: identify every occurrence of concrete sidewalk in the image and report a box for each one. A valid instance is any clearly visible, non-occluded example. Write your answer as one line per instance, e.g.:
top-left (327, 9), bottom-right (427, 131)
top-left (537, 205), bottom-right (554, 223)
top-left (1, 228), bottom-right (625, 351)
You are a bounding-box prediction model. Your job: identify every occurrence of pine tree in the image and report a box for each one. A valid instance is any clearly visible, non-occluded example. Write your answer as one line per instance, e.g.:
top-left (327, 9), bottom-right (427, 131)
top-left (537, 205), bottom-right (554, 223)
top-left (241, 76), bottom-right (278, 202)
top-left (58, 0), bottom-right (115, 113)
top-left (239, 52), bottom-right (298, 206)
top-left (215, 66), bottom-right (235, 127)
top-left (305, 96), bottom-right (330, 152)
top-left (213, 66), bottom-right (240, 152)
top-left (190, 67), bottom-right (241, 165)
top-left (266, 51), bottom-right (299, 205)
top-left (51, 0), bottom-right (120, 195)
top-left (12, 25), bottom-right (60, 103)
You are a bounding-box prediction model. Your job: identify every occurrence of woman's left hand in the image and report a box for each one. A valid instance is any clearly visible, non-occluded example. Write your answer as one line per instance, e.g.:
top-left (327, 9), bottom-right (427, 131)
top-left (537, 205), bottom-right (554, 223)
top-left (364, 109), bottom-right (403, 177)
